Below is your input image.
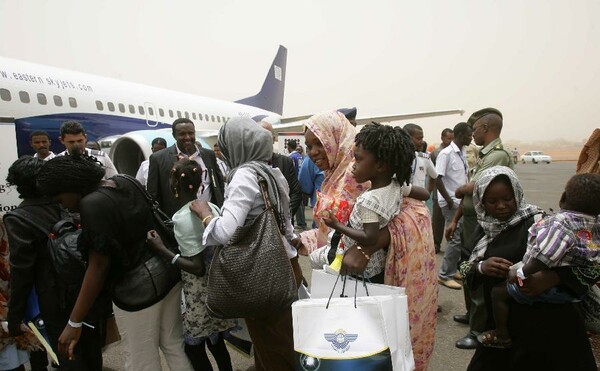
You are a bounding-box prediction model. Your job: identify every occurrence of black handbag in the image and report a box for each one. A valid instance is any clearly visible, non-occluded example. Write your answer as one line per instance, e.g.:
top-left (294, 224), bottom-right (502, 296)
top-left (206, 177), bottom-right (298, 319)
top-left (110, 175), bottom-right (181, 312)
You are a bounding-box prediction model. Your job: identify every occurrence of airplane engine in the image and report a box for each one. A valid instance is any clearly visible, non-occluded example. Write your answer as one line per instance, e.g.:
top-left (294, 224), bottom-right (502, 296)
top-left (109, 129), bottom-right (210, 176)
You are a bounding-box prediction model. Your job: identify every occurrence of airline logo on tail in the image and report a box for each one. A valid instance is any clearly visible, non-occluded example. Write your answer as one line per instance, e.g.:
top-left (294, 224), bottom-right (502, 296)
top-left (274, 65), bottom-right (282, 81)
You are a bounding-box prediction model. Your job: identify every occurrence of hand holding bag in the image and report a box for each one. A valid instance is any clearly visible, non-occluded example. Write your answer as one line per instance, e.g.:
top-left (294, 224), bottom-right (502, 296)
top-left (206, 177), bottom-right (298, 319)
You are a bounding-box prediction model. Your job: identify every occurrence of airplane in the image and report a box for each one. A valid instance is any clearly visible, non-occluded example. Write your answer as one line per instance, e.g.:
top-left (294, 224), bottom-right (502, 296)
top-left (0, 45), bottom-right (463, 211)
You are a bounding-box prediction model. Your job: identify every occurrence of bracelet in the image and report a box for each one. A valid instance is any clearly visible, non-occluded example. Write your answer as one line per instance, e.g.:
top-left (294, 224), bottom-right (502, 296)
top-left (477, 261), bottom-right (484, 274)
top-left (171, 253), bottom-right (181, 265)
top-left (202, 215), bottom-right (213, 224)
top-left (356, 246), bottom-right (370, 261)
top-left (68, 320), bottom-right (83, 328)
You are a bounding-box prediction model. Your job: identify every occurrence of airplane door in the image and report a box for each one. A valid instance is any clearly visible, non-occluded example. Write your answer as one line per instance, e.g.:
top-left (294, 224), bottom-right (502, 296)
top-left (144, 102), bottom-right (158, 127)
top-left (0, 117), bottom-right (21, 214)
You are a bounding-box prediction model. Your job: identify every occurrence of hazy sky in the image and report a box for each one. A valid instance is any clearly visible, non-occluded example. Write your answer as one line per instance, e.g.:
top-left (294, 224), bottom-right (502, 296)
top-left (1, 0), bottom-right (599, 144)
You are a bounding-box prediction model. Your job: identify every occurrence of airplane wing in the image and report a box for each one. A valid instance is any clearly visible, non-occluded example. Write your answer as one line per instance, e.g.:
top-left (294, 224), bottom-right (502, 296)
top-left (196, 109), bottom-right (465, 143)
top-left (275, 108), bottom-right (465, 133)
top-left (354, 109), bottom-right (465, 125)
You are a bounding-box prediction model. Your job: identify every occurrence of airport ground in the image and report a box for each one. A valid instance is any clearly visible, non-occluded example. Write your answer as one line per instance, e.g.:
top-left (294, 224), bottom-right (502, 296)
top-left (97, 161), bottom-right (577, 371)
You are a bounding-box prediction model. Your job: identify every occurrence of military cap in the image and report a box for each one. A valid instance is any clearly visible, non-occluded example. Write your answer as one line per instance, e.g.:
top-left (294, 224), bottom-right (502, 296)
top-left (467, 107), bottom-right (503, 126)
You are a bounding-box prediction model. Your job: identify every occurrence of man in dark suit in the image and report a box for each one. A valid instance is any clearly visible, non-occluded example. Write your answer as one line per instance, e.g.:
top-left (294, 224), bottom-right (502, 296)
top-left (147, 118), bottom-right (224, 217)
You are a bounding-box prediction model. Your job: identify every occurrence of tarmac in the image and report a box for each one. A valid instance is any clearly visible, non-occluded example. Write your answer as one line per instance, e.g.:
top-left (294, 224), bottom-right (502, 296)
top-left (98, 161), bottom-right (577, 371)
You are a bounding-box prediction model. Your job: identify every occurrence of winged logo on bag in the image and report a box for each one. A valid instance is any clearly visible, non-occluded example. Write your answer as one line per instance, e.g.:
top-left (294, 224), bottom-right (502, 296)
top-left (324, 329), bottom-right (358, 353)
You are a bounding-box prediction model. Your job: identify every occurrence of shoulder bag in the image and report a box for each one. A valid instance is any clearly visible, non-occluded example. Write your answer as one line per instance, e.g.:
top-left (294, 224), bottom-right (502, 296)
top-left (109, 175), bottom-right (181, 312)
top-left (206, 177), bottom-right (298, 319)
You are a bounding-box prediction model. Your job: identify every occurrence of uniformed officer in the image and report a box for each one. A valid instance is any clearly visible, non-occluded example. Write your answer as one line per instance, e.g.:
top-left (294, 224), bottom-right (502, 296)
top-left (448, 107), bottom-right (514, 350)
top-left (57, 120), bottom-right (118, 179)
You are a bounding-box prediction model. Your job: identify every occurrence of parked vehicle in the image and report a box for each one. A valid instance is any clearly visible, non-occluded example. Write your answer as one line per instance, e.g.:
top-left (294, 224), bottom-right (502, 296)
top-left (520, 151), bottom-right (552, 164)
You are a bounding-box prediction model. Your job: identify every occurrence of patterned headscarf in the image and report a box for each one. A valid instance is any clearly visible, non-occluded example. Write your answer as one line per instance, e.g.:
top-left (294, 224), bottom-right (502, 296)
top-left (298, 111), bottom-right (368, 253)
top-left (577, 129), bottom-right (600, 175)
top-left (468, 166), bottom-right (542, 263)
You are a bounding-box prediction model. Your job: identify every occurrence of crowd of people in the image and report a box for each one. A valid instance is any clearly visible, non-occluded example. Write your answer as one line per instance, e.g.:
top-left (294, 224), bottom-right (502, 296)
top-left (0, 107), bottom-right (598, 371)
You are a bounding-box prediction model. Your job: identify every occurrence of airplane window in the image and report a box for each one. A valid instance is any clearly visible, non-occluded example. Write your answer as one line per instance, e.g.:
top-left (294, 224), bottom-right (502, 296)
top-left (19, 91), bottom-right (30, 103)
top-left (0, 89), bottom-right (11, 101)
top-left (37, 93), bottom-right (47, 105)
top-left (169, 109), bottom-right (173, 118)
top-left (107, 102), bottom-right (115, 112)
top-left (211, 115), bottom-right (215, 122)
top-left (198, 113), bottom-right (203, 120)
top-left (118, 103), bottom-right (125, 113)
top-left (205, 114), bottom-right (209, 121)
top-left (159, 108), bottom-right (164, 117)
top-left (177, 110), bottom-right (182, 118)
top-left (129, 104), bottom-right (135, 114)
top-left (217, 116), bottom-right (221, 123)
top-left (185, 111), bottom-right (189, 119)
top-left (96, 101), bottom-right (104, 111)
top-left (139, 106), bottom-right (145, 115)
top-left (222, 116), bottom-right (227, 123)
top-left (148, 107), bottom-right (154, 116)
top-left (192, 112), bottom-right (197, 120)
top-left (69, 97), bottom-right (77, 108)
top-left (53, 95), bottom-right (63, 107)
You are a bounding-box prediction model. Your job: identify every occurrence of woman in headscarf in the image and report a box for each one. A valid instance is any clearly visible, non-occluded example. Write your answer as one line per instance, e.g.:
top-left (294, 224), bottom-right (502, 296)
top-left (190, 117), bottom-right (301, 371)
top-left (298, 111), bottom-right (437, 370)
top-left (297, 111), bottom-right (368, 255)
top-left (465, 166), bottom-right (597, 371)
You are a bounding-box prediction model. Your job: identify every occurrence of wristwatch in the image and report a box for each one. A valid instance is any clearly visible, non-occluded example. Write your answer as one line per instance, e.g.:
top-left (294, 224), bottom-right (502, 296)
top-left (516, 267), bottom-right (527, 280)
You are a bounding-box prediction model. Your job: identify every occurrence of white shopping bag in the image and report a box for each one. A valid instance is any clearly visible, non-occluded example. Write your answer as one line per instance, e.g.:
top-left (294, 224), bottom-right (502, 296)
top-left (310, 268), bottom-right (405, 298)
top-left (293, 272), bottom-right (414, 371)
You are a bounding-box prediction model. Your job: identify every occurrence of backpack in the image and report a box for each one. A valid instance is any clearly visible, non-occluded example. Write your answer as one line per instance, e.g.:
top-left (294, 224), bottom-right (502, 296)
top-left (6, 209), bottom-right (86, 312)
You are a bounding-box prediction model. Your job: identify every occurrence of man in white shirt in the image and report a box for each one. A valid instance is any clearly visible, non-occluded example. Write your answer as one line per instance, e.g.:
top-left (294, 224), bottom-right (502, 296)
top-left (431, 128), bottom-right (454, 253)
top-left (404, 124), bottom-right (438, 189)
top-left (435, 122), bottom-right (473, 289)
top-left (30, 131), bottom-right (56, 161)
top-left (135, 137), bottom-right (167, 187)
top-left (57, 121), bottom-right (118, 179)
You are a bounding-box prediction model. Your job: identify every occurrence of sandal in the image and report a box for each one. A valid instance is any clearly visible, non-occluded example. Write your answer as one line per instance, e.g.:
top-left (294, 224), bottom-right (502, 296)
top-left (477, 330), bottom-right (513, 349)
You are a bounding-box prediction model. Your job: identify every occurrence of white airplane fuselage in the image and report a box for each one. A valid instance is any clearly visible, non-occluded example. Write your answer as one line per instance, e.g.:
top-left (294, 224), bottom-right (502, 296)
top-left (0, 56), bottom-right (279, 157)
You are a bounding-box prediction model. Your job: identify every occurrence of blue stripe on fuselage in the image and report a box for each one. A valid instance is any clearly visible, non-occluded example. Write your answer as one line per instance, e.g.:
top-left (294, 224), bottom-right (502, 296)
top-left (15, 113), bottom-right (172, 157)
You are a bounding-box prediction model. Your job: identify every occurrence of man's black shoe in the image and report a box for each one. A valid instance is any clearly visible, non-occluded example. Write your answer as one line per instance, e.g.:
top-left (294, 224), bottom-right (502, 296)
top-left (455, 335), bottom-right (478, 349)
top-left (453, 314), bottom-right (469, 325)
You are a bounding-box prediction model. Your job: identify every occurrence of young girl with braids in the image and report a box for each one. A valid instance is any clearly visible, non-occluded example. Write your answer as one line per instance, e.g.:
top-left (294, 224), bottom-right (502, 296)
top-left (322, 122), bottom-right (422, 281)
top-left (146, 158), bottom-right (235, 371)
top-left (322, 122), bottom-right (438, 371)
